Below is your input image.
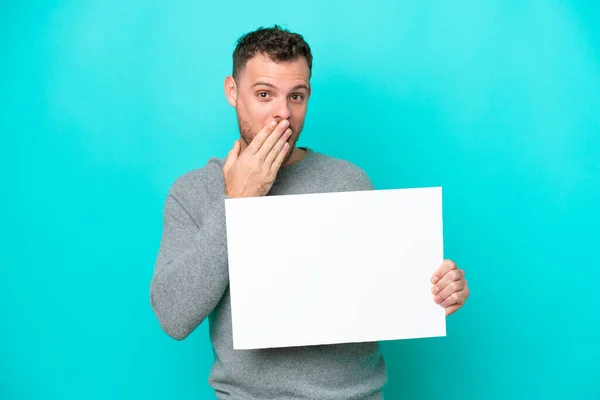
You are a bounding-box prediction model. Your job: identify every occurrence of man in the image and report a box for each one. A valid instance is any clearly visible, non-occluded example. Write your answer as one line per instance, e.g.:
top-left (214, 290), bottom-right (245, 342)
top-left (150, 25), bottom-right (470, 399)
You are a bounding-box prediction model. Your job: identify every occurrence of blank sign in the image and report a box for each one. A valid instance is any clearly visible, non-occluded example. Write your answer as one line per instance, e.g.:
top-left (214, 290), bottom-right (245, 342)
top-left (224, 187), bottom-right (446, 350)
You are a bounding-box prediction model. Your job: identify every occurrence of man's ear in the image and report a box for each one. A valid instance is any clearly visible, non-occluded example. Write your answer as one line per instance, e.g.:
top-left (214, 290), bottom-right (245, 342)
top-left (224, 76), bottom-right (238, 107)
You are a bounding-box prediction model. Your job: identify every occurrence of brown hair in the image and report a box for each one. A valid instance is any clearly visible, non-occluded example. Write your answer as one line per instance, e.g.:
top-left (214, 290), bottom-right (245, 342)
top-left (232, 25), bottom-right (313, 80)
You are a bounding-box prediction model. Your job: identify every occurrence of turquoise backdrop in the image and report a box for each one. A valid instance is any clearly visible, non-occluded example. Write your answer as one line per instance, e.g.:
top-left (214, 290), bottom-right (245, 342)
top-left (2, 1), bottom-right (599, 399)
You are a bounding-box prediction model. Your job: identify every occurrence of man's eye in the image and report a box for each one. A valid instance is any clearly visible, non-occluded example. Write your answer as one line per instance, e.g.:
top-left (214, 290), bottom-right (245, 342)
top-left (291, 94), bottom-right (304, 101)
top-left (257, 92), bottom-right (270, 99)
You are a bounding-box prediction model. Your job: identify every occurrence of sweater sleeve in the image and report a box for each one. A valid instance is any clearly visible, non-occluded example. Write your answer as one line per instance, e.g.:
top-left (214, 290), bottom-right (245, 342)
top-left (150, 185), bottom-right (229, 340)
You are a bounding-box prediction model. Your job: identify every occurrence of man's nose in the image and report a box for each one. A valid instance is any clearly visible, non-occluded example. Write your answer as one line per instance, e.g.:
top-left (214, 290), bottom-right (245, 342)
top-left (272, 98), bottom-right (291, 121)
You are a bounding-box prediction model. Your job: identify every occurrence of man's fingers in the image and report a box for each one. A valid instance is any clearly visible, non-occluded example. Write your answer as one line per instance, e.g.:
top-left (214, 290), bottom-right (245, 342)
top-left (265, 128), bottom-right (292, 166)
top-left (223, 140), bottom-right (240, 171)
top-left (431, 259), bottom-right (458, 284)
top-left (432, 268), bottom-right (462, 295)
top-left (440, 289), bottom-right (468, 308)
top-left (256, 119), bottom-right (290, 158)
top-left (271, 142), bottom-right (290, 172)
top-left (445, 304), bottom-right (461, 317)
top-left (248, 120), bottom-right (279, 153)
top-left (433, 278), bottom-right (466, 304)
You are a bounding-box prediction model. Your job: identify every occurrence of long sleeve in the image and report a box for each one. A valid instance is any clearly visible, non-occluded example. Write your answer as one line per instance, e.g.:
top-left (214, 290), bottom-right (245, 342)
top-left (150, 185), bottom-right (229, 340)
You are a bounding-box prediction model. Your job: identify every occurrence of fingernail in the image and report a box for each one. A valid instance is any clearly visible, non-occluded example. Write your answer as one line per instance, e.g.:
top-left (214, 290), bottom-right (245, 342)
top-left (432, 276), bottom-right (438, 284)
top-left (271, 121), bottom-right (277, 127)
top-left (282, 120), bottom-right (289, 128)
top-left (434, 296), bottom-right (440, 303)
top-left (433, 286), bottom-right (439, 294)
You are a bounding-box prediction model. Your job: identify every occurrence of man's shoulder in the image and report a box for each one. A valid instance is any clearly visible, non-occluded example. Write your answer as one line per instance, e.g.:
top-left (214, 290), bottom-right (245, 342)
top-left (317, 152), bottom-right (369, 175)
top-left (308, 148), bottom-right (366, 173)
top-left (307, 149), bottom-right (374, 191)
top-left (168, 157), bottom-right (225, 198)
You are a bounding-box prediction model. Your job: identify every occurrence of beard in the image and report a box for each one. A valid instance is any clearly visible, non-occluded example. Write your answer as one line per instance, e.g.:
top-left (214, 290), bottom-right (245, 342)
top-left (237, 114), bottom-right (302, 166)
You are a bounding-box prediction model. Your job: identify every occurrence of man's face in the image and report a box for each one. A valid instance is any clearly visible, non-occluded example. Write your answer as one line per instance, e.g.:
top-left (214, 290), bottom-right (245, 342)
top-left (225, 53), bottom-right (311, 163)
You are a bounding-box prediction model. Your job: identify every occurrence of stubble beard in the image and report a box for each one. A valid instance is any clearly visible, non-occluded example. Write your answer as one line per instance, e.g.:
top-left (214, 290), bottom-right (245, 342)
top-left (237, 115), bottom-right (301, 167)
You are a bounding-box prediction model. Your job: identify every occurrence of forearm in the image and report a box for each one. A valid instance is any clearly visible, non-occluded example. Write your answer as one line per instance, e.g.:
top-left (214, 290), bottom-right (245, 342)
top-left (150, 194), bottom-right (229, 340)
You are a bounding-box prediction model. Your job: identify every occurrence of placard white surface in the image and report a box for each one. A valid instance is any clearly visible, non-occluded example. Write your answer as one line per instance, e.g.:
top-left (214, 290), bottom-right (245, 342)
top-left (224, 187), bottom-right (446, 350)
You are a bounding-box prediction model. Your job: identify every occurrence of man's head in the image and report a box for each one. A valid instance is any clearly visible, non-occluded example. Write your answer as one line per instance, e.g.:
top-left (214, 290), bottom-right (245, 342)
top-left (224, 25), bottom-right (312, 164)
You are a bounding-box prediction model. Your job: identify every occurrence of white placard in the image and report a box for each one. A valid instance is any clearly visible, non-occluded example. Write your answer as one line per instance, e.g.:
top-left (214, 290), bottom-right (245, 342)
top-left (225, 187), bottom-right (446, 349)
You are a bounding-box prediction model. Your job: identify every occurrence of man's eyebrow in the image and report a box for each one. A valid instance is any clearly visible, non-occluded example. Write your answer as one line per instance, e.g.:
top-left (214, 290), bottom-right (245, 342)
top-left (251, 82), bottom-right (276, 89)
top-left (250, 82), bottom-right (309, 91)
top-left (291, 84), bottom-right (309, 91)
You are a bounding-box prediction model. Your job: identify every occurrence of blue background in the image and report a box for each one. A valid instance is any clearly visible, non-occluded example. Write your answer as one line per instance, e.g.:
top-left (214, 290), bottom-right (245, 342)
top-left (2, 1), bottom-right (599, 399)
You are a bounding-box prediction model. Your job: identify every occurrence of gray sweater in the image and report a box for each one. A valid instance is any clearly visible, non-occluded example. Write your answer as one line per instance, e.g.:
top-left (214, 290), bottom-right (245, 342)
top-left (150, 147), bottom-right (387, 399)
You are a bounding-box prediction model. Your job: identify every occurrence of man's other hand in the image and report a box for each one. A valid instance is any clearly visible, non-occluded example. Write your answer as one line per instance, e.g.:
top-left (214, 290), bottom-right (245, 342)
top-left (430, 259), bottom-right (470, 317)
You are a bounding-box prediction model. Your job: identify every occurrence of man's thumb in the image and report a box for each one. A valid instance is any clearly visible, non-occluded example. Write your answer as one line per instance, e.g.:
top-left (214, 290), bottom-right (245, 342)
top-left (223, 140), bottom-right (240, 170)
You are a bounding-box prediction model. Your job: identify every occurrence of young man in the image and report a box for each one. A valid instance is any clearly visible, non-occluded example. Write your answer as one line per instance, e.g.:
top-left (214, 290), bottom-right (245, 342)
top-left (150, 25), bottom-right (470, 400)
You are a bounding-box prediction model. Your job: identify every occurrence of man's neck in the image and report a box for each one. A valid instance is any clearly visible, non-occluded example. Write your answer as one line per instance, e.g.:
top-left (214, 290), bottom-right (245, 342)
top-left (283, 147), bottom-right (306, 166)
